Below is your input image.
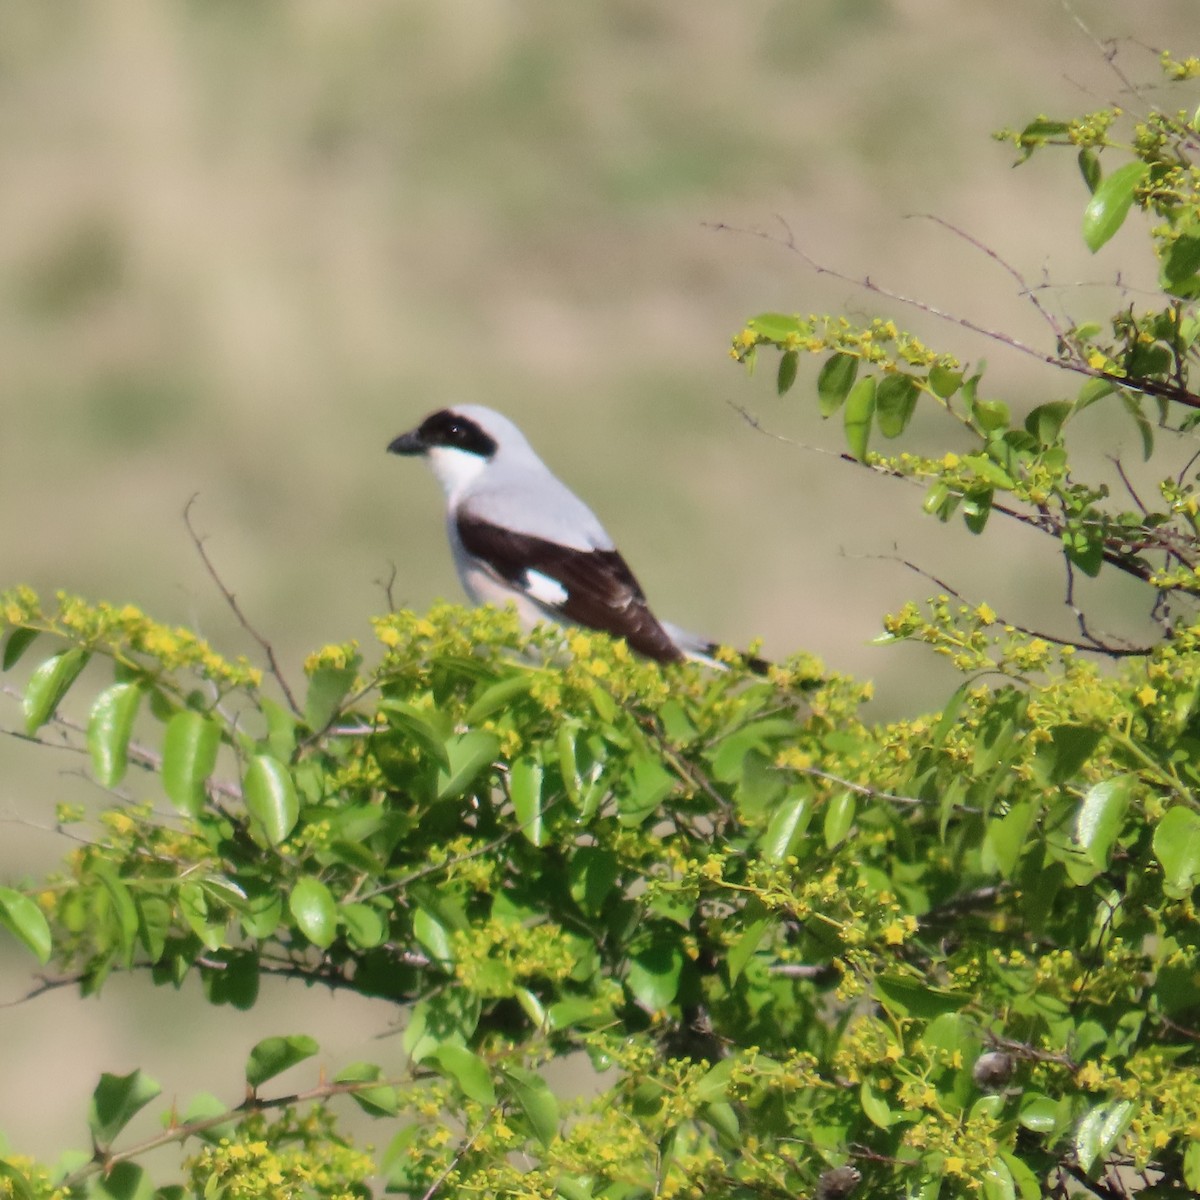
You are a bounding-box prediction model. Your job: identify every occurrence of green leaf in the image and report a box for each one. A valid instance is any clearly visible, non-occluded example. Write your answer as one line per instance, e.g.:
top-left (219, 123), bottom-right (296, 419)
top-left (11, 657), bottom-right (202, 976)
top-left (341, 902), bottom-right (388, 949)
top-left (1032, 724), bottom-right (1102, 786)
top-left (776, 349), bottom-right (799, 395)
top-left (335, 1062), bottom-right (400, 1117)
top-left (437, 730), bottom-right (500, 800)
top-left (289, 877), bottom-right (338, 948)
top-left (23, 648), bottom-right (89, 734)
top-left (403, 988), bottom-right (480, 1063)
top-left (1082, 160), bottom-right (1148, 252)
top-left (162, 711), bottom-right (220, 816)
top-left (762, 795), bottom-right (811, 863)
top-left (875, 974), bottom-right (970, 1019)
top-left (1078, 147), bottom-right (1101, 193)
top-left (823, 789), bottom-right (856, 849)
top-left (1075, 376), bottom-right (1115, 410)
top-left (1074, 1099), bottom-right (1134, 1172)
top-left (628, 936), bottom-right (683, 1010)
top-left (379, 700), bottom-right (450, 768)
top-left (0, 1162), bottom-right (36, 1200)
top-left (875, 373), bottom-right (919, 438)
top-left (179, 1092), bottom-right (236, 1145)
top-left (1119, 391), bottom-right (1154, 460)
top-left (859, 1078), bottom-right (894, 1128)
top-left (928, 364), bottom-right (962, 398)
top-left (747, 312), bottom-right (803, 342)
top-left (499, 1065), bottom-right (559, 1147)
top-left (1018, 1093), bottom-right (1063, 1135)
top-left (413, 904), bottom-right (456, 964)
top-left (1163, 232), bottom-right (1200, 290)
top-left (2, 627), bottom-right (39, 670)
top-left (88, 682), bottom-right (142, 788)
top-left (984, 801), bottom-right (1035, 878)
top-left (245, 1034), bottom-right (319, 1090)
top-left (842, 376), bottom-right (876, 459)
top-left (817, 352), bottom-right (858, 416)
top-left (727, 916), bottom-right (768, 984)
top-left (567, 847), bottom-right (620, 916)
top-left (434, 1043), bottom-right (496, 1107)
top-left (89, 859), bottom-right (140, 967)
top-left (92, 1163), bottom-right (153, 1200)
top-left (1154, 806), bottom-right (1200, 899)
top-left (465, 673), bottom-right (535, 724)
top-left (178, 880), bottom-right (228, 952)
top-left (244, 754), bottom-right (300, 845)
top-left (510, 756), bottom-right (545, 846)
top-left (970, 398), bottom-right (1010, 433)
top-left (1024, 400), bottom-right (1071, 446)
top-left (88, 1070), bottom-right (162, 1146)
top-left (303, 665), bottom-right (358, 732)
top-left (0, 886), bottom-right (52, 964)
top-left (1074, 776), bottom-right (1133, 870)
top-left (618, 754), bottom-right (676, 827)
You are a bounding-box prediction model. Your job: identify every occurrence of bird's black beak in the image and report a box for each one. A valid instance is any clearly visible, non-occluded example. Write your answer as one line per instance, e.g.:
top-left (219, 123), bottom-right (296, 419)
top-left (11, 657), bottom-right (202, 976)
top-left (387, 429), bottom-right (426, 456)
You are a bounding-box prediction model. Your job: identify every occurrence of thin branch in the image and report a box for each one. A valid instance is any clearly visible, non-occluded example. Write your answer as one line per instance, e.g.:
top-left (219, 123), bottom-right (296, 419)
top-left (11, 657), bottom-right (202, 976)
top-left (183, 496), bottom-right (302, 716)
top-left (884, 554), bottom-right (1150, 658)
top-left (64, 1072), bottom-right (422, 1187)
top-left (418, 1109), bottom-right (498, 1200)
top-left (909, 212), bottom-right (1067, 344)
top-left (791, 765), bottom-right (940, 810)
top-left (708, 219), bottom-right (1200, 411)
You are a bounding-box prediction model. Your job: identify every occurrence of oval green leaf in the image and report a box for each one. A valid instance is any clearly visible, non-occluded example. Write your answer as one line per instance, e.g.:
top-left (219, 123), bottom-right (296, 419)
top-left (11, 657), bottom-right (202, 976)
top-left (162, 711), bottom-right (220, 816)
top-left (23, 648), bottom-right (89, 734)
top-left (88, 1069), bottom-right (162, 1146)
top-left (335, 1062), bottom-right (400, 1117)
top-left (823, 789), bottom-right (856, 849)
top-left (762, 795), bottom-right (811, 863)
top-left (1074, 776), bottom-right (1133, 870)
top-left (875, 373), bottom-right (919, 438)
top-left (244, 754), bottom-right (300, 845)
top-left (434, 1043), bottom-right (496, 1107)
top-left (88, 682), bottom-right (142, 788)
top-left (817, 352), bottom-right (859, 416)
top-left (1153, 805), bottom-right (1200, 899)
top-left (628, 937), bottom-right (683, 1011)
top-left (303, 665), bottom-right (358, 733)
top-left (0, 886), bottom-right (52, 964)
top-left (341, 902), bottom-right (388, 949)
top-left (499, 1065), bottom-right (559, 1147)
top-left (2, 627), bottom-right (39, 671)
top-left (842, 376), bottom-right (876, 460)
top-left (245, 1033), bottom-right (319, 1090)
top-left (510, 756), bottom-right (545, 846)
top-left (437, 731), bottom-right (500, 800)
top-left (1082, 160), bottom-right (1148, 253)
top-left (776, 349), bottom-right (799, 395)
top-left (289, 877), bottom-right (338, 948)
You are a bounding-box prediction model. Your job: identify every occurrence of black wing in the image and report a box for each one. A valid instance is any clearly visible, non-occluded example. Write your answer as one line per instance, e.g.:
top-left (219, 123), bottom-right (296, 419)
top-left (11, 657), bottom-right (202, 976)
top-left (456, 513), bottom-right (684, 663)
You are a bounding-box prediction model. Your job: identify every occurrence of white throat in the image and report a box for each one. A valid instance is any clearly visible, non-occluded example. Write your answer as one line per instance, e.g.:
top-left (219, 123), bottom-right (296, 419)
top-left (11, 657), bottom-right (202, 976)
top-left (426, 445), bottom-right (490, 505)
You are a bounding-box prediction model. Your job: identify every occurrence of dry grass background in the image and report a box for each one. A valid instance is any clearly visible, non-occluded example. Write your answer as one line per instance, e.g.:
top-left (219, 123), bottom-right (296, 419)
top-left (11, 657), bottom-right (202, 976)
top-left (1, 0), bottom-right (1196, 1168)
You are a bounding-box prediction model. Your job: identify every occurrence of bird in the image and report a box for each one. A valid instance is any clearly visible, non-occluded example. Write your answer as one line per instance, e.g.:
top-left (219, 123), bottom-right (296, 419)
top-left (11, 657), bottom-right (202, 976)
top-left (387, 405), bottom-right (766, 670)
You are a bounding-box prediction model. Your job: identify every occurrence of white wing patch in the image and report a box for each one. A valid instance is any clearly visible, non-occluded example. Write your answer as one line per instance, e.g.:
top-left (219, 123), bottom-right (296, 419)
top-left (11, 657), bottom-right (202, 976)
top-left (523, 570), bottom-right (570, 607)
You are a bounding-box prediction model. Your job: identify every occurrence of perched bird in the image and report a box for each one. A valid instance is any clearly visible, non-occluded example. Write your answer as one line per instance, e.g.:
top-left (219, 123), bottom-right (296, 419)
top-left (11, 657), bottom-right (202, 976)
top-left (388, 405), bottom-right (765, 670)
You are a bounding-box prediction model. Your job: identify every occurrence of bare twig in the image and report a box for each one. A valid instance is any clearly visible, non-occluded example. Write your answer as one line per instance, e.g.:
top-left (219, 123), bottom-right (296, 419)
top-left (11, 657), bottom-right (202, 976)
top-left (183, 496), bottom-right (301, 716)
top-left (910, 212), bottom-right (1067, 344)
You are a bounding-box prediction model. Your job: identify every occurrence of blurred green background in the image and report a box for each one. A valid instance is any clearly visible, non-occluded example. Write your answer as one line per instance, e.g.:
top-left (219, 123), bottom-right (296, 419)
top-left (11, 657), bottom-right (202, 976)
top-left (1, 0), bottom-right (1195, 1168)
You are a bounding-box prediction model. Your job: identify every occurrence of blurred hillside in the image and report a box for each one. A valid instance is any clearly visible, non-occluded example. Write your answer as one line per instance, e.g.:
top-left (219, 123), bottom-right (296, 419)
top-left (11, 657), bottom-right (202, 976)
top-left (1, 0), bottom-right (1197, 1164)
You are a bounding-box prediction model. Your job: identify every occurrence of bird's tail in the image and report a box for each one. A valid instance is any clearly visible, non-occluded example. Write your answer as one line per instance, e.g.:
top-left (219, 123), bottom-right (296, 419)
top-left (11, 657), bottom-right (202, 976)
top-left (662, 622), bottom-right (771, 675)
